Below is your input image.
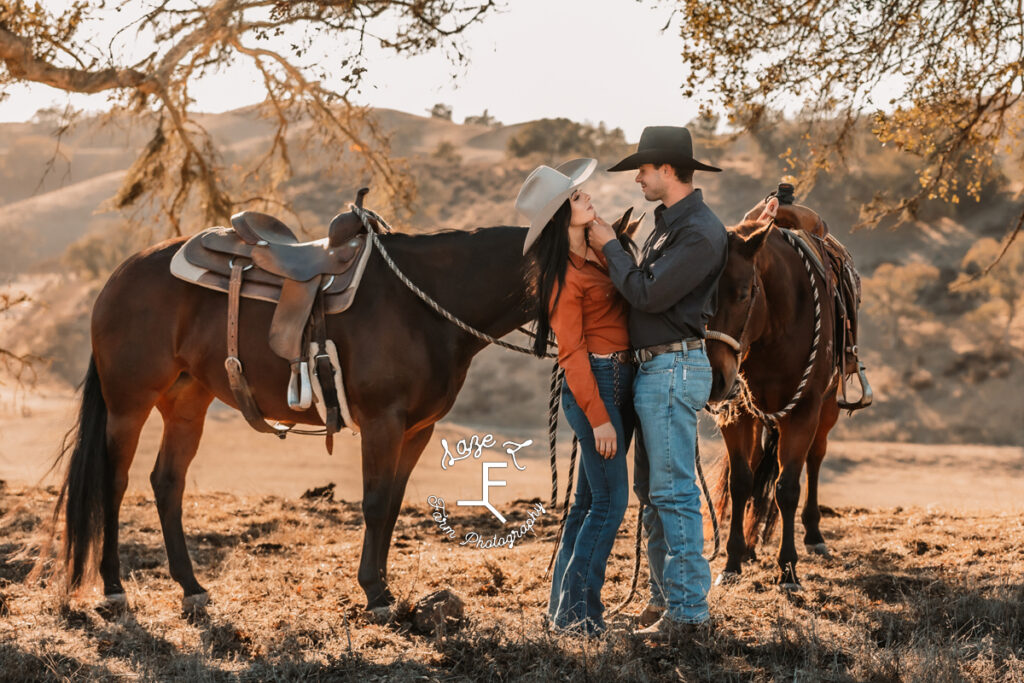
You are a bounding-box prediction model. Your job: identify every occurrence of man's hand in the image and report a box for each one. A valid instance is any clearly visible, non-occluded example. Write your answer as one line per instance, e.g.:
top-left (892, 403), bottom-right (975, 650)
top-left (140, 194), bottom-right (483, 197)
top-left (587, 216), bottom-right (617, 249)
top-left (757, 197), bottom-right (779, 223)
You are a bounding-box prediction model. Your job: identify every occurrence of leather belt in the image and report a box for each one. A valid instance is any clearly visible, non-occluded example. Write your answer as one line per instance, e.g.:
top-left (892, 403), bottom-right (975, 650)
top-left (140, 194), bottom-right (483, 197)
top-left (589, 350), bottom-right (632, 364)
top-left (633, 338), bottom-right (704, 364)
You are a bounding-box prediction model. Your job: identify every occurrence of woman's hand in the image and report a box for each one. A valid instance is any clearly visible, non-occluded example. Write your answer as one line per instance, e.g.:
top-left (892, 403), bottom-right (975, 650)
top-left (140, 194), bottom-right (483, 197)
top-left (593, 421), bottom-right (619, 459)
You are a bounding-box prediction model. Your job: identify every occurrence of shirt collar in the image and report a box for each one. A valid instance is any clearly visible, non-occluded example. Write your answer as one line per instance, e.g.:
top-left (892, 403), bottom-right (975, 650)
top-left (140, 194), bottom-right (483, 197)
top-left (654, 188), bottom-right (704, 228)
top-left (568, 248), bottom-right (607, 270)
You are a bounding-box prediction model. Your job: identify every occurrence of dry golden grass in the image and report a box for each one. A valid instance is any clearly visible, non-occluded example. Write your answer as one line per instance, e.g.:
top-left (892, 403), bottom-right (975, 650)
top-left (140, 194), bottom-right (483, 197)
top-left (2, 483), bottom-right (1024, 682)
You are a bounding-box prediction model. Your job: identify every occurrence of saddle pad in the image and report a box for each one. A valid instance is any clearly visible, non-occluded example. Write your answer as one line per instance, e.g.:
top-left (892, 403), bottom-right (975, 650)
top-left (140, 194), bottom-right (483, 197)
top-left (170, 227), bottom-right (374, 315)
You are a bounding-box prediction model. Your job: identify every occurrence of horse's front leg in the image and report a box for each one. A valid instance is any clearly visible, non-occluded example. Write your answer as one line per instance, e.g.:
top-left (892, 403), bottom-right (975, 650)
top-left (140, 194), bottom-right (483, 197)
top-left (375, 425), bottom-right (435, 584)
top-left (717, 416), bottom-right (757, 584)
top-left (803, 391), bottom-right (839, 555)
top-left (775, 407), bottom-right (820, 589)
top-left (357, 411), bottom-right (406, 611)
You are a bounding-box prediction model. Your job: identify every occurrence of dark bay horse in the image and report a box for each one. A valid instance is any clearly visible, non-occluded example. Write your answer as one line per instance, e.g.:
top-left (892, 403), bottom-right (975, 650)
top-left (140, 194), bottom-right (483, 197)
top-left (705, 198), bottom-right (843, 588)
top-left (53, 223), bottom-right (537, 613)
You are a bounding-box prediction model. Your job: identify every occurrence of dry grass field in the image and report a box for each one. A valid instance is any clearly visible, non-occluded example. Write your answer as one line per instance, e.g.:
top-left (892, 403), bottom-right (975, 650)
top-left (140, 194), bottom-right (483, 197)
top-left (0, 370), bottom-right (1020, 683)
top-left (2, 484), bottom-right (1024, 682)
top-left (3, 390), bottom-right (1024, 680)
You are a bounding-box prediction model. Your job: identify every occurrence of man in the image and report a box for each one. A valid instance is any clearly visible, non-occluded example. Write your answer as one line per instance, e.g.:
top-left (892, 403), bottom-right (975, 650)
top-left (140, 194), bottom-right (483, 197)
top-left (588, 126), bottom-right (728, 641)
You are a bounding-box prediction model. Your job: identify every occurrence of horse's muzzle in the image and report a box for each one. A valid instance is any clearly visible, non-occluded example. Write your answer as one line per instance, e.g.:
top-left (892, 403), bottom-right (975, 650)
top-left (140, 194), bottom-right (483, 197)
top-left (709, 369), bottom-right (739, 404)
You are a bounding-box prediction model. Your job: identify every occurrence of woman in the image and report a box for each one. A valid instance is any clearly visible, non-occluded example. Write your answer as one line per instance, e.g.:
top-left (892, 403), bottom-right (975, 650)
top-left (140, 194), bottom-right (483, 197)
top-left (516, 159), bottom-right (634, 636)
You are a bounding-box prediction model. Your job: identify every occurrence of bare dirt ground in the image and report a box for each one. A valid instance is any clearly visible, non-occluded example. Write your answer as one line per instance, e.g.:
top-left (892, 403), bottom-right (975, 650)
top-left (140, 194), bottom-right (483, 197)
top-left (2, 388), bottom-right (1022, 512)
top-left (2, 389), bottom-right (1024, 681)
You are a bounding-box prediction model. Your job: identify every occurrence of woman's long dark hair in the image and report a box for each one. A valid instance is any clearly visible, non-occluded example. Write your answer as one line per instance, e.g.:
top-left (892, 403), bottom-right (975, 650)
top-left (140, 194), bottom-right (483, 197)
top-left (530, 199), bottom-right (573, 357)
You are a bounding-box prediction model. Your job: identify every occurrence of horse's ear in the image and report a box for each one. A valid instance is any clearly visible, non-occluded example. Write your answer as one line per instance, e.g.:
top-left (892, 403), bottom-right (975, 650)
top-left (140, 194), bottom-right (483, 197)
top-left (614, 208), bottom-right (645, 262)
top-left (611, 207), bottom-right (633, 235)
top-left (737, 222), bottom-right (773, 258)
top-left (625, 211), bottom-right (646, 240)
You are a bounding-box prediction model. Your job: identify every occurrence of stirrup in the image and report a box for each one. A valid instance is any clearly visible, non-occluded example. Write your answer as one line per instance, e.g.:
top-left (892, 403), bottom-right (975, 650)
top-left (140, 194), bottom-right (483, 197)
top-left (837, 359), bottom-right (873, 411)
top-left (287, 361), bottom-right (313, 410)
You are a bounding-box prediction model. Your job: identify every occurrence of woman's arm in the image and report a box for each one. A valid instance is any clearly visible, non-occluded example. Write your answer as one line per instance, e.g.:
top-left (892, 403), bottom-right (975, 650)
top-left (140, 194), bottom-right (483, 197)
top-left (548, 277), bottom-right (612, 431)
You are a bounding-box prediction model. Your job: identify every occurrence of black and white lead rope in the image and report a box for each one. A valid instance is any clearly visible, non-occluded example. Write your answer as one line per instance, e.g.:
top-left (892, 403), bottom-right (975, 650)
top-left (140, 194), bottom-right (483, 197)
top-left (706, 227), bottom-right (824, 428)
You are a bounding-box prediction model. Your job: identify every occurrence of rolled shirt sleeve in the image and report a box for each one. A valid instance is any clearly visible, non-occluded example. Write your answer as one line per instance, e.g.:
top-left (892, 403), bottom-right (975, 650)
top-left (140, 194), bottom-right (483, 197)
top-left (548, 279), bottom-right (612, 430)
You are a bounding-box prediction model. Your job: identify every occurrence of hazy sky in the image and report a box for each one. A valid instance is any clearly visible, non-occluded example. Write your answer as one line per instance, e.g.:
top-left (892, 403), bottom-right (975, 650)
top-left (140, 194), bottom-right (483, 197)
top-left (0, 1), bottom-right (702, 139)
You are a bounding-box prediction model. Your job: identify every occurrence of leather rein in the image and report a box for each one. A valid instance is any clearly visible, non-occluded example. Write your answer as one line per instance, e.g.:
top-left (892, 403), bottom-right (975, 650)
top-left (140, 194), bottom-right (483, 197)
top-left (705, 215), bottom-right (775, 359)
top-left (705, 267), bottom-right (760, 359)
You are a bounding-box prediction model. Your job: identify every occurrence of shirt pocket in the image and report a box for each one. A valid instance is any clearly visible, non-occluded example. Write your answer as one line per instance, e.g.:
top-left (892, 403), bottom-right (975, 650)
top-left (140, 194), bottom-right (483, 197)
top-left (590, 279), bottom-right (619, 302)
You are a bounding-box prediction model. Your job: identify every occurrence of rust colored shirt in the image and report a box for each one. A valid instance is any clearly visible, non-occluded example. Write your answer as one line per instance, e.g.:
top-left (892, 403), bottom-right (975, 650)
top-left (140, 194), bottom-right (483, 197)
top-left (549, 249), bottom-right (630, 429)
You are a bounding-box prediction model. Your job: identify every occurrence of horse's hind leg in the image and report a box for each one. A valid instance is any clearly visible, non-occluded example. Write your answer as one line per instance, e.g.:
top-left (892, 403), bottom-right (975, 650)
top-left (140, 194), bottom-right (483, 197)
top-left (803, 392), bottom-right (839, 555)
top-left (718, 417), bottom-right (757, 582)
top-left (99, 406), bottom-right (152, 601)
top-left (151, 375), bottom-right (214, 605)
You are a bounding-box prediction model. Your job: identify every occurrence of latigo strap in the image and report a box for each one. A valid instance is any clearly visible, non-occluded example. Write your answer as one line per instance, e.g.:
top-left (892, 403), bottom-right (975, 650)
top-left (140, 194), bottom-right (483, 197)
top-left (225, 262), bottom-right (289, 437)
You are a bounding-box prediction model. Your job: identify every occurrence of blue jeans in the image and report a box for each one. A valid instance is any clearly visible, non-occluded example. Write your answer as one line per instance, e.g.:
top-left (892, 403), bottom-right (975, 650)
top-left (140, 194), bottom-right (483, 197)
top-left (632, 346), bottom-right (713, 624)
top-left (549, 356), bottom-right (634, 634)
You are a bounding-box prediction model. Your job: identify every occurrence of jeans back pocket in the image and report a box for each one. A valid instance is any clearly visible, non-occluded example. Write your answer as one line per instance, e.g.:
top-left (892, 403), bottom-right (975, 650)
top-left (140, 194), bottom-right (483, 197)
top-left (680, 364), bottom-right (713, 411)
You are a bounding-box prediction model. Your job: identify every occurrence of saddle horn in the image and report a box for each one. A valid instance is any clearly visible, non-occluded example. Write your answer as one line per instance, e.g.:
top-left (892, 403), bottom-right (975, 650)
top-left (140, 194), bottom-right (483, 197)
top-left (355, 187), bottom-right (370, 209)
top-left (775, 180), bottom-right (796, 205)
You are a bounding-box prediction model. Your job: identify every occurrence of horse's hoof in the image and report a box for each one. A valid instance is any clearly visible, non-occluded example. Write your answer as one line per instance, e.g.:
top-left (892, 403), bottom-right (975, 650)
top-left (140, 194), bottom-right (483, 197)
top-left (366, 604), bottom-right (394, 624)
top-left (181, 592), bottom-right (210, 614)
top-left (715, 571), bottom-right (741, 587)
top-left (778, 582), bottom-right (802, 592)
top-left (98, 592), bottom-right (128, 613)
top-left (805, 543), bottom-right (830, 556)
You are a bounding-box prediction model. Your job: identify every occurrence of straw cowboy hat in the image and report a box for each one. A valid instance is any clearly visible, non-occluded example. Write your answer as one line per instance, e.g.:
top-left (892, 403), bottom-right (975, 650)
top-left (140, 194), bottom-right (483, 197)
top-left (607, 126), bottom-right (721, 173)
top-left (516, 157), bottom-right (597, 255)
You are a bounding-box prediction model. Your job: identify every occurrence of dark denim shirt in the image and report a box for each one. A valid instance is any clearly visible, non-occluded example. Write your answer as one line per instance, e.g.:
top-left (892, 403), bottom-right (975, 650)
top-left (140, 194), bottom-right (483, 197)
top-left (601, 189), bottom-right (728, 348)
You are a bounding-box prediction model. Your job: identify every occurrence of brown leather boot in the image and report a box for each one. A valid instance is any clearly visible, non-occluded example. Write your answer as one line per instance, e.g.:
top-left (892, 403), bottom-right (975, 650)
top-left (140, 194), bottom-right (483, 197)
top-left (635, 615), bottom-right (712, 644)
top-left (636, 602), bottom-right (666, 628)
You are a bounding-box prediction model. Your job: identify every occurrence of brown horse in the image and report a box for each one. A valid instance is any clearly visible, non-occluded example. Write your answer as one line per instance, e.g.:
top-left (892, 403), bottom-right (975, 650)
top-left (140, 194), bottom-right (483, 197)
top-left (53, 221), bottom-right (540, 613)
top-left (705, 198), bottom-right (846, 588)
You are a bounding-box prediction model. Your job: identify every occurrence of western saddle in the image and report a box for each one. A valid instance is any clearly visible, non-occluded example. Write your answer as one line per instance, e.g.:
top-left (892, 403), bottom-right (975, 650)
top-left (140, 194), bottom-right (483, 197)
top-left (760, 182), bottom-right (873, 411)
top-left (170, 189), bottom-right (379, 449)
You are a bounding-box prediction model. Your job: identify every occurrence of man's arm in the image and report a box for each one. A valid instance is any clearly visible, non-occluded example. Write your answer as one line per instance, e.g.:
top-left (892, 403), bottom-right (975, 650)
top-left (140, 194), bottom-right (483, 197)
top-left (599, 230), bottom-right (719, 313)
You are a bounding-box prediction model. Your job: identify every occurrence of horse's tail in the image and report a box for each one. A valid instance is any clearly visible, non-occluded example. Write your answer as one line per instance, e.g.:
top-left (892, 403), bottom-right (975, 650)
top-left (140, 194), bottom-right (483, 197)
top-left (51, 356), bottom-right (108, 590)
top-left (743, 424), bottom-right (780, 548)
top-left (711, 448), bottom-right (731, 530)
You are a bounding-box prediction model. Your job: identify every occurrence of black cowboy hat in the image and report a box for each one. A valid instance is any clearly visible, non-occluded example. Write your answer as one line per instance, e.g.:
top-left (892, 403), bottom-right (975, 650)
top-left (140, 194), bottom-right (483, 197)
top-left (607, 126), bottom-right (722, 173)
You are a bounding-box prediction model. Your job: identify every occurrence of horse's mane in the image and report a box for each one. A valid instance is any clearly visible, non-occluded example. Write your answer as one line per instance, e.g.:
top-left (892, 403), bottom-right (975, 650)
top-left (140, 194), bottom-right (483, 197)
top-left (728, 219), bottom-right (768, 239)
top-left (380, 225), bottom-right (524, 243)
